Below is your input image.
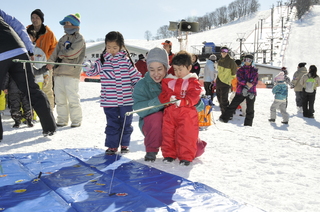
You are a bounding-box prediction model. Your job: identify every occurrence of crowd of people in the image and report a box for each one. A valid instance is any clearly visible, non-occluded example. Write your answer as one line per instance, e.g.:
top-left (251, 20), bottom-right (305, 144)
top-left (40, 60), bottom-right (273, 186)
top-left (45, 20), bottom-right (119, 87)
top-left (1, 9), bottom-right (320, 166)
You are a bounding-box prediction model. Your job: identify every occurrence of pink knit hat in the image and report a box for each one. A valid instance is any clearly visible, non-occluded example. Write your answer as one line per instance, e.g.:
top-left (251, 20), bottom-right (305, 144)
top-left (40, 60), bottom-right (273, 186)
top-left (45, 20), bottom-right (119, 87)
top-left (274, 72), bottom-right (285, 82)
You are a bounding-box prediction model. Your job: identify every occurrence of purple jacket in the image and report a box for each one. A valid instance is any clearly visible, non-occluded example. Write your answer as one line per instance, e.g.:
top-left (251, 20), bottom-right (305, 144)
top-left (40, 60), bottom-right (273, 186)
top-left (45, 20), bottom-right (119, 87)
top-left (236, 65), bottom-right (259, 95)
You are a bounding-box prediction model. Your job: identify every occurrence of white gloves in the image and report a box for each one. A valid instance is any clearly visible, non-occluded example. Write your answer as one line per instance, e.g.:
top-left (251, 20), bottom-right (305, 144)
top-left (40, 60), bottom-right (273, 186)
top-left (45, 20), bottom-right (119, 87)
top-left (82, 60), bottom-right (94, 72)
top-left (170, 95), bottom-right (181, 107)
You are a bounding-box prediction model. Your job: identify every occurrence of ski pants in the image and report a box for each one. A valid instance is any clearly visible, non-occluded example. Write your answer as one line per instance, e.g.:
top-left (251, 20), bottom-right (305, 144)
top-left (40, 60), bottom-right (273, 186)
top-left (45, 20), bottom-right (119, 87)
top-left (0, 53), bottom-right (56, 133)
top-left (221, 93), bottom-right (256, 126)
top-left (161, 105), bottom-right (198, 162)
top-left (302, 89), bottom-right (316, 117)
top-left (142, 111), bottom-right (163, 153)
top-left (103, 106), bottom-right (133, 148)
top-left (216, 77), bottom-right (230, 115)
top-left (54, 76), bottom-right (82, 125)
top-left (270, 100), bottom-right (289, 122)
top-left (295, 91), bottom-right (304, 107)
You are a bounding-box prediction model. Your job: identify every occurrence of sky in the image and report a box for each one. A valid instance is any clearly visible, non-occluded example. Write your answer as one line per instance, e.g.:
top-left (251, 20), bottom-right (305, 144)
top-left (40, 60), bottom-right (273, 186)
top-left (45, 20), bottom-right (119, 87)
top-left (1, 5), bottom-right (320, 211)
top-left (2, 0), bottom-right (280, 41)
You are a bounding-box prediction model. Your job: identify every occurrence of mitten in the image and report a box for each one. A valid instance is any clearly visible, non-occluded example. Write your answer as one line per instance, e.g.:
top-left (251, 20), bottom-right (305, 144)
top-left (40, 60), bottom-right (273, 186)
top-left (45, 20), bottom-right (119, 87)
top-left (82, 60), bottom-right (94, 72)
top-left (64, 41), bottom-right (72, 50)
top-left (170, 95), bottom-right (181, 107)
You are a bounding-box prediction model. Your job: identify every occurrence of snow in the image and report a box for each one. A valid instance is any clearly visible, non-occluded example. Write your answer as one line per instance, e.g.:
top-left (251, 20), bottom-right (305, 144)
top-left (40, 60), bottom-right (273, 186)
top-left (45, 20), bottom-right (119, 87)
top-left (2, 6), bottom-right (320, 212)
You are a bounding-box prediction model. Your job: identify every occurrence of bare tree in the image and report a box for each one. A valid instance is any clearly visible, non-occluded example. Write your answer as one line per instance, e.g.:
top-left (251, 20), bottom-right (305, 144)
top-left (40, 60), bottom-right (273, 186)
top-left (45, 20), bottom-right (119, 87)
top-left (157, 25), bottom-right (173, 39)
top-left (228, 2), bottom-right (239, 21)
top-left (144, 30), bottom-right (152, 41)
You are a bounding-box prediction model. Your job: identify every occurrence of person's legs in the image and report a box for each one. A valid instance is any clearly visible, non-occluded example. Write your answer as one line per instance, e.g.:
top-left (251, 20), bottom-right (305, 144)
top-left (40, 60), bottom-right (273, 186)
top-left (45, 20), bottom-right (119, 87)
top-left (244, 96), bottom-right (255, 126)
top-left (42, 69), bottom-right (55, 110)
top-left (64, 77), bottom-right (82, 126)
top-left (104, 107), bottom-right (121, 148)
top-left (279, 102), bottom-right (289, 122)
top-left (4, 54), bottom-right (56, 134)
top-left (220, 94), bottom-right (245, 121)
top-left (54, 76), bottom-right (69, 125)
top-left (204, 82), bottom-right (213, 101)
top-left (119, 106), bottom-right (133, 147)
top-left (270, 101), bottom-right (278, 120)
top-left (295, 91), bottom-right (303, 107)
top-left (308, 92), bottom-right (316, 117)
top-left (142, 111), bottom-right (163, 153)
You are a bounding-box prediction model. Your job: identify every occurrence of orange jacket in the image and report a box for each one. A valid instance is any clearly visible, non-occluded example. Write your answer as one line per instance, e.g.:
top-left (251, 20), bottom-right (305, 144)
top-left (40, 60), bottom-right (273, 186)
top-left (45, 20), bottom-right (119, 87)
top-left (27, 25), bottom-right (57, 59)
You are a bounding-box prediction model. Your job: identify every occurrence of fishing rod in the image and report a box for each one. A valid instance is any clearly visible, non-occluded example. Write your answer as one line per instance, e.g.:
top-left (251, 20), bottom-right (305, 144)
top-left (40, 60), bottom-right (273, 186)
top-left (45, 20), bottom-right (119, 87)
top-left (12, 59), bottom-right (90, 67)
top-left (125, 99), bottom-right (179, 116)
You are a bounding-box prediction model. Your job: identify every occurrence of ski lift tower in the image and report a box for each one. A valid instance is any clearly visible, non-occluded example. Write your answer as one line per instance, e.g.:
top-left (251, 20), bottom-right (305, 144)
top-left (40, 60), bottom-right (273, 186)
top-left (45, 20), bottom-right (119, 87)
top-left (236, 33), bottom-right (246, 58)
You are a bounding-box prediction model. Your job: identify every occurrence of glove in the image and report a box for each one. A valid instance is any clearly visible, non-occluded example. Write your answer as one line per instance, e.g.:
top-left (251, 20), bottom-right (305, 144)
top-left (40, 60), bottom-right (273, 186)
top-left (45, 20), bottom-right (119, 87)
top-left (170, 95), bottom-right (181, 107)
top-left (64, 41), bottom-right (72, 50)
top-left (209, 82), bottom-right (214, 91)
top-left (82, 60), bottom-right (94, 72)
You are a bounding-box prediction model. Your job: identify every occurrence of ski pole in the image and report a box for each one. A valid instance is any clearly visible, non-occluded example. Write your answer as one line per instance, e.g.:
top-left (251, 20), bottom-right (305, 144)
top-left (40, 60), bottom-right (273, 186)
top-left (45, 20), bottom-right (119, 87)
top-left (12, 59), bottom-right (89, 67)
top-left (125, 99), bottom-right (178, 116)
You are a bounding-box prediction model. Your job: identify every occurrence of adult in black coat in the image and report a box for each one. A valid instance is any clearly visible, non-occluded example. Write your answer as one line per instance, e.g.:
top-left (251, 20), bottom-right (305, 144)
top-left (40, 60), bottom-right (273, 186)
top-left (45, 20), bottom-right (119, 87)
top-left (0, 9), bottom-right (56, 138)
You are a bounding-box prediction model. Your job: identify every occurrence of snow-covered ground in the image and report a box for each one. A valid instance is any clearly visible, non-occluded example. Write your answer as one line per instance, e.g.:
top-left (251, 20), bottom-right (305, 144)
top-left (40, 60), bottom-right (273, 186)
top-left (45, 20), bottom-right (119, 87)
top-left (1, 82), bottom-right (320, 212)
top-left (2, 5), bottom-right (320, 212)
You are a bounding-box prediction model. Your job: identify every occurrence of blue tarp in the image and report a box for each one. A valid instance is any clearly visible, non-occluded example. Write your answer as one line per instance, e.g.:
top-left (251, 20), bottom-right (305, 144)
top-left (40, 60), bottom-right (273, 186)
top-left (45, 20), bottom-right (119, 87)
top-left (0, 148), bottom-right (264, 212)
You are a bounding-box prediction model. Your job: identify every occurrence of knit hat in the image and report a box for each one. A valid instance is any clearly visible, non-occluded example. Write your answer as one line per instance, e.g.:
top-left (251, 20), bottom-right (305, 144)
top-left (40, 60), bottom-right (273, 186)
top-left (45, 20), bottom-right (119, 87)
top-left (209, 54), bottom-right (217, 61)
top-left (274, 72), bottom-right (285, 82)
top-left (298, 62), bottom-right (306, 68)
top-left (59, 13), bottom-right (81, 26)
top-left (147, 47), bottom-right (169, 70)
top-left (31, 9), bottom-right (44, 23)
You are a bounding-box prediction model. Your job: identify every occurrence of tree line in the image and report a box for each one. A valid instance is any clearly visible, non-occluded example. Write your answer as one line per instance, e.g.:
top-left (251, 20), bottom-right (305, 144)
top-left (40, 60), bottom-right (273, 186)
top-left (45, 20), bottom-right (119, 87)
top-left (145, 0), bottom-right (320, 41)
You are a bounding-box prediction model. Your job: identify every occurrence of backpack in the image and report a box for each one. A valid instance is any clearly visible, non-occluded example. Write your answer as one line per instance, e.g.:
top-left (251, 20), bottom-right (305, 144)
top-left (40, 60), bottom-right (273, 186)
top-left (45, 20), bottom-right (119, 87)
top-left (198, 95), bottom-right (213, 127)
top-left (305, 77), bottom-right (316, 93)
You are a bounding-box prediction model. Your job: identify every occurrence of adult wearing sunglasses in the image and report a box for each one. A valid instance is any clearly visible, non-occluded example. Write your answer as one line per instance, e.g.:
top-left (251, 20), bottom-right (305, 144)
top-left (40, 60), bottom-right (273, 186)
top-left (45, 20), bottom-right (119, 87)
top-left (219, 54), bottom-right (258, 126)
top-left (216, 47), bottom-right (238, 117)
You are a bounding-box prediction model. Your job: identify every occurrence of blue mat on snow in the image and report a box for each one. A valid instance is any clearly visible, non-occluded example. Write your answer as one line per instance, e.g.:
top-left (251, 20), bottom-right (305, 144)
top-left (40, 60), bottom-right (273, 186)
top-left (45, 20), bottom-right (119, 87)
top-left (0, 148), bottom-right (264, 212)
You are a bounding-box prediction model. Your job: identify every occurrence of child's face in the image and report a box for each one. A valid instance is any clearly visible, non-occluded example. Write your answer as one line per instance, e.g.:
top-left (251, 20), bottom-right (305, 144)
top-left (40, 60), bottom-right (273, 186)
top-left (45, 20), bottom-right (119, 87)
top-left (28, 34), bottom-right (36, 43)
top-left (106, 41), bottom-right (120, 56)
top-left (173, 65), bottom-right (191, 78)
top-left (192, 55), bottom-right (197, 63)
top-left (64, 21), bottom-right (72, 26)
top-left (148, 62), bottom-right (167, 83)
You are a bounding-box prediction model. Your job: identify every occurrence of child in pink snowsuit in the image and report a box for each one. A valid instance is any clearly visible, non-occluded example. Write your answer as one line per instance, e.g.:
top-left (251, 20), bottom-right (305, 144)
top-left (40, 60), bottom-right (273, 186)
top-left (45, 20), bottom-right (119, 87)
top-left (159, 51), bottom-right (202, 166)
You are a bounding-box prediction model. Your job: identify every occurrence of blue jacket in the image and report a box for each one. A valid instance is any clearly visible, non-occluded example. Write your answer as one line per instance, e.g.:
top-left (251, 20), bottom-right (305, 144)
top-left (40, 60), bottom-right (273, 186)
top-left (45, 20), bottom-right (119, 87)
top-left (272, 82), bottom-right (288, 100)
top-left (0, 9), bottom-right (34, 61)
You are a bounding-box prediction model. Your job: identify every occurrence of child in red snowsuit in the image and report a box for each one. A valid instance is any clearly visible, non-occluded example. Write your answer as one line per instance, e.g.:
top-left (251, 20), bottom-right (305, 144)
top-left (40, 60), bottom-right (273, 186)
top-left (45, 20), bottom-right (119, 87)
top-left (159, 51), bottom-right (202, 166)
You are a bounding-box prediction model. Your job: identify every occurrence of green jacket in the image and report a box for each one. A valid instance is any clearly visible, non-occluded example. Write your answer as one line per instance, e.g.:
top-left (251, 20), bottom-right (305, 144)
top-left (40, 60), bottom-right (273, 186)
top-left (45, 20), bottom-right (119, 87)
top-left (217, 54), bottom-right (237, 85)
top-left (132, 72), bottom-right (204, 132)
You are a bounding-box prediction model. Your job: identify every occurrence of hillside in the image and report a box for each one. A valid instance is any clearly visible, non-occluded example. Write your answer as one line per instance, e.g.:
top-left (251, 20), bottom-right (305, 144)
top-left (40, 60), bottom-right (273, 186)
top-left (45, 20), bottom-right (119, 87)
top-left (127, 5), bottom-right (320, 77)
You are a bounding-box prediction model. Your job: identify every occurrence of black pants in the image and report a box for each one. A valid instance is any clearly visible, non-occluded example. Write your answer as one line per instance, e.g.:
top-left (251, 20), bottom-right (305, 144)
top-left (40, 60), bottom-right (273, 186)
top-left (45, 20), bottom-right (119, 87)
top-left (204, 82), bottom-right (214, 101)
top-left (301, 89), bottom-right (316, 117)
top-left (216, 77), bottom-right (230, 115)
top-left (0, 53), bottom-right (56, 133)
top-left (220, 93), bottom-right (256, 126)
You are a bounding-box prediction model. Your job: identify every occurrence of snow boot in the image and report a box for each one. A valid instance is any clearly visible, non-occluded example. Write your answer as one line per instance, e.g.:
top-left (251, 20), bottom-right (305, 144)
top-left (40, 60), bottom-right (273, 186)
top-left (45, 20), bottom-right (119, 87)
top-left (26, 119), bottom-right (34, 127)
top-left (12, 120), bottom-right (20, 128)
top-left (179, 160), bottom-right (191, 166)
top-left (120, 146), bottom-right (129, 154)
top-left (163, 157), bottom-right (175, 163)
top-left (105, 148), bottom-right (118, 155)
top-left (144, 152), bottom-right (157, 162)
top-left (268, 119), bottom-right (275, 122)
